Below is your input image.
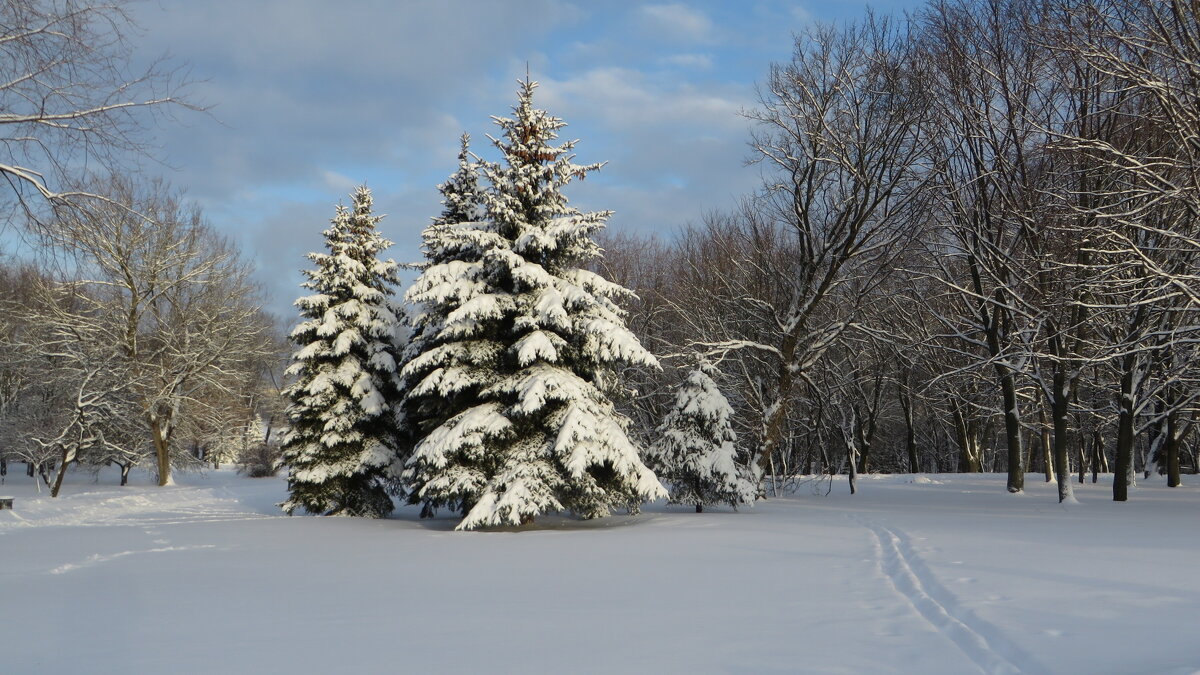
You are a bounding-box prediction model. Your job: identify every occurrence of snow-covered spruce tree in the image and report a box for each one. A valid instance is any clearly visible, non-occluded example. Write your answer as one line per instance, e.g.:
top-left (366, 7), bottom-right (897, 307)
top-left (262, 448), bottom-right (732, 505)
top-left (397, 133), bottom-right (488, 515)
top-left (403, 78), bottom-right (666, 529)
top-left (648, 361), bottom-right (756, 512)
top-left (280, 186), bottom-right (402, 517)
top-left (435, 133), bottom-right (485, 227)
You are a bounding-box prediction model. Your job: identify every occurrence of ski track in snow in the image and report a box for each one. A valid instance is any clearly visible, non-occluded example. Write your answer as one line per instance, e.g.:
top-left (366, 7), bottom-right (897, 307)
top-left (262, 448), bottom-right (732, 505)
top-left (852, 515), bottom-right (1046, 675)
top-left (49, 545), bottom-right (218, 575)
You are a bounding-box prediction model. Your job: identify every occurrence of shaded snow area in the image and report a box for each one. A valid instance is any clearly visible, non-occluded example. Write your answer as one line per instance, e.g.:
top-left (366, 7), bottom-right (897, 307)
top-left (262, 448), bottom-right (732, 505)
top-left (3, 470), bottom-right (1200, 674)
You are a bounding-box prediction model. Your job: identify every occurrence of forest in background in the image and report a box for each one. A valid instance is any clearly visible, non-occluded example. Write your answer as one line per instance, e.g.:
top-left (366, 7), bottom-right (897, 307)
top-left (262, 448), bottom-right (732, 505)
top-left (599, 0), bottom-right (1200, 505)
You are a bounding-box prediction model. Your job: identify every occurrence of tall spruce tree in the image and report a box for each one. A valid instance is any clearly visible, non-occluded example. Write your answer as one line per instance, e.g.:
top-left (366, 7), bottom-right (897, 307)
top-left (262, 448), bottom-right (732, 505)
top-left (280, 186), bottom-right (402, 517)
top-left (648, 361), bottom-right (756, 512)
top-left (402, 78), bottom-right (666, 529)
top-left (398, 134), bottom-right (487, 515)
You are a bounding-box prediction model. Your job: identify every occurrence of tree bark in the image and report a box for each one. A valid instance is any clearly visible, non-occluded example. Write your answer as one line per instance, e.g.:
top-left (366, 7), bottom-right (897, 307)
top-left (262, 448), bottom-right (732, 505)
top-left (151, 417), bottom-right (171, 487)
top-left (1077, 432), bottom-right (1086, 484)
top-left (1039, 409), bottom-right (1053, 483)
top-left (952, 401), bottom-right (982, 473)
top-left (49, 446), bottom-right (73, 498)
top-left (1050, 368), bottom-right (1073, 503)
top-left (1166, 410), bottom-right (1182, 488)
top-left (1146, 399), bottom-right (1166, 479)
top-left (1114, 359), bottom-right (1136, 502)
top-left (998, 372), bottom-right (1024, 491)
top-left (756, 335), bottom-right (798, 493)
top-left (902, 395), bottom-right (919, 474)
top-left (847, 443), bottom-right (859, 495)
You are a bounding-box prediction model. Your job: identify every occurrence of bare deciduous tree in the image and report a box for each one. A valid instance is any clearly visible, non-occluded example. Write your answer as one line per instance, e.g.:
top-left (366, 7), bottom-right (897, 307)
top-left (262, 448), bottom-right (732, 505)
top-left (0, 0), bottom-right (193, 211)
top-left (718, 16), bottom-right (934, 490)
top-left (38, 176), bottom-right (272, 486)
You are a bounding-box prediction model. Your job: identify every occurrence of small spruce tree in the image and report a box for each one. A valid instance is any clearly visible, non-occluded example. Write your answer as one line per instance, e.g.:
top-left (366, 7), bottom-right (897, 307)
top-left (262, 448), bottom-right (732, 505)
top-left (280, 186), bottom-right (402, 517)
top-left (648, 361), bottom-right (756, 512)
top-left (403, 78), bottom-right (666, 529)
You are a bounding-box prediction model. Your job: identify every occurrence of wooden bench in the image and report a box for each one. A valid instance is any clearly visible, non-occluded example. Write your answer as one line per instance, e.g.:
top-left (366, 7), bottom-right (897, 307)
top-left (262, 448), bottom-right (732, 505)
top-left (0, 497), bottom-right (13, 510)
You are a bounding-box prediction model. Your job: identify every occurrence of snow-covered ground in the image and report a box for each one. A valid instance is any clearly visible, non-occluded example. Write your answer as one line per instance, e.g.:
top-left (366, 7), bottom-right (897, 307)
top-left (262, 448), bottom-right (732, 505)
top-left (2, 469), bottom-right (1198, 675)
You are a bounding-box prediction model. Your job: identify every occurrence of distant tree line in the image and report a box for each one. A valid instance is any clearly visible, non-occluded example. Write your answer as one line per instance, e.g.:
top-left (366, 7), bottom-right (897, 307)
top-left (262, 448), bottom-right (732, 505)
top-left (600, 0), bottom-right (1200, 503)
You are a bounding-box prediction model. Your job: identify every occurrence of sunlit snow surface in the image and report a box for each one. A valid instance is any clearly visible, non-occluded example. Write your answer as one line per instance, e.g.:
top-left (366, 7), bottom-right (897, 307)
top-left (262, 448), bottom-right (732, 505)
top-left (3, 469), bottom-right (1199, 674)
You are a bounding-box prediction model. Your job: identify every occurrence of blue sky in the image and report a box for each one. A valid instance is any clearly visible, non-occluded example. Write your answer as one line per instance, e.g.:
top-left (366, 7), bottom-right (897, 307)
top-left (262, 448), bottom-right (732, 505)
top-left (128, 0), bottom-right (920, 315)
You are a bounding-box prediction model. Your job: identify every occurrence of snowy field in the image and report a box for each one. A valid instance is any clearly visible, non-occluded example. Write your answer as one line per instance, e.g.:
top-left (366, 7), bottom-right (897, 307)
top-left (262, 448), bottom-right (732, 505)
top-left (2, 469), bottom-right (1199, 675)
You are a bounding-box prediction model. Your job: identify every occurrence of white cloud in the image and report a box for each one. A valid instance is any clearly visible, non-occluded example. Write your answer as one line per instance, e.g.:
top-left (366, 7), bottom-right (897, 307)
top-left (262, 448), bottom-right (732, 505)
top-left (130, 0), bottom-right (580, 201)
top-left (636, 4), bottom-right (715, 43)
top-left (539, 67), bottom-right (748, 133)
top-left (660, 53), bottom-right (713, 69)
top-left (321, 170), bottom-right (358, 194)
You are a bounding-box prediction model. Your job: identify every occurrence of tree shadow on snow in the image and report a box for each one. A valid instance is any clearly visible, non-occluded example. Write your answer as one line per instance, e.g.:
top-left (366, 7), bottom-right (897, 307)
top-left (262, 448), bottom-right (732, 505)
top-left (389, 505), bottom-right (669, 533)
top-left (388, 499), bottom-right (750, 533)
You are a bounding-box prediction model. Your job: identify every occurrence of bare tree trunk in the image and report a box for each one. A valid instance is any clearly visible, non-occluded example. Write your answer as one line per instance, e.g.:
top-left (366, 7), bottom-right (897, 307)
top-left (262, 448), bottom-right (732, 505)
top-left (1145, 399), bottom-right (1165, 479)
top-left (998, 372), bottom-right (1024, 492)
top-left (1026, 428), bottom-right (1037, 477)
top-left (50, 447), bottom-right (71, 498)
top-left (855, 409), bottom-right (875, 477)
top-left (952, 402), bottom-right (982, 473)
top-left (1050, 368), bottom-right (1074, 503)
top-left (1114, 361), bottom-right (1136, 502)
top-left (1039, 409), bottom-right (1053, 483)
top-left (756, 336), bottom-right (797, 493)
top-left (900, 380), bottom-right (919, 473)
top-left (847, 442), bottom-right (859, 495)
top-left (1166, 410), bottom-right (1182, 488)
top-left (151, 417), bottom-right (171, 487)
top-left (1077, 432), bottom-right (1087, 484)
